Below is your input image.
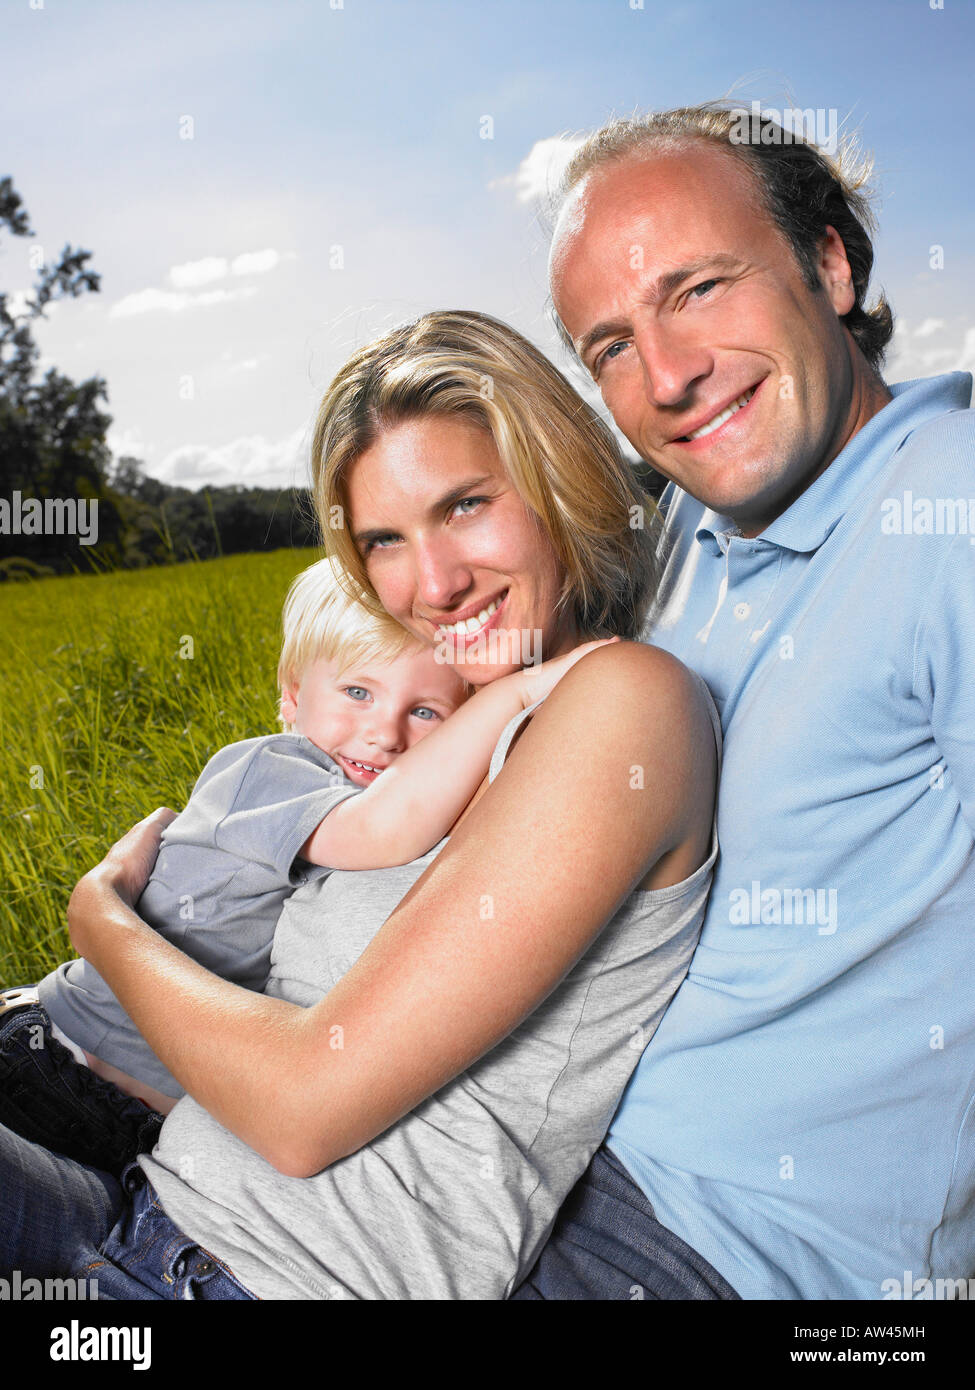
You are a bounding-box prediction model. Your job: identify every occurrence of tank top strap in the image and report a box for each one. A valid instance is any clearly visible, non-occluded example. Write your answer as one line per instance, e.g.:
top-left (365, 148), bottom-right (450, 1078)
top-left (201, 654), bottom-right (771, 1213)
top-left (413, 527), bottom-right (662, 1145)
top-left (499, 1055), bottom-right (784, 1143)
top-left (488, 700), bottom-right (545, 783)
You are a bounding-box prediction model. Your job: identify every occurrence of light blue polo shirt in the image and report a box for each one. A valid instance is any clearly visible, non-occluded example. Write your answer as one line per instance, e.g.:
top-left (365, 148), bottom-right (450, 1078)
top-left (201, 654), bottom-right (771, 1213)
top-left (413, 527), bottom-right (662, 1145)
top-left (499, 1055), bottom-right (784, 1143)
top-left (609, 372), bottom-right (975, 1300)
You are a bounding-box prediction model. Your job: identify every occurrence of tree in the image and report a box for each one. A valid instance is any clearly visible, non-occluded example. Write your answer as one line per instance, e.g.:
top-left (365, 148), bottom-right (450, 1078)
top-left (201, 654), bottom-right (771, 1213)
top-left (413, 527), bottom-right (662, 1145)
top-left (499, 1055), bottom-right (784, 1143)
top-left (0, 177), bottom-right (123, 574)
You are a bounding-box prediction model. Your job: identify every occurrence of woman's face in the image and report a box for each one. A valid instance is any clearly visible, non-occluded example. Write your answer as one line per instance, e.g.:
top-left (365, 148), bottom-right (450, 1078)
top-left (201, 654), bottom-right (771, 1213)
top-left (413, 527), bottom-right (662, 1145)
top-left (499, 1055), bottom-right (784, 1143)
top-left (344, 415), bottom-right (579, 685)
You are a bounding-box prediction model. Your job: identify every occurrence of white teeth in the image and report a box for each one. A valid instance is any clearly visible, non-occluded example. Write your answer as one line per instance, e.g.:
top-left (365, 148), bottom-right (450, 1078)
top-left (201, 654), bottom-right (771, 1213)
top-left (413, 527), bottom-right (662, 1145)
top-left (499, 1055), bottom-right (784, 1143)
top-left (349, 759), bottom-right (380, 772)
top-left (438, 593), bottom-right (504, 637)
top-left (686, 387), bottom-right (756, 441)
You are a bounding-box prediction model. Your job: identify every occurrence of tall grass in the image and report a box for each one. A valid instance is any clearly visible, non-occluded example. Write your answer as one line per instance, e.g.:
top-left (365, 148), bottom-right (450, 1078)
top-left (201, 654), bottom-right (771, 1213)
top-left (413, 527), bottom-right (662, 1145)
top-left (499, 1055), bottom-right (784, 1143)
top-left (0, 549), bottom-right (317, 986)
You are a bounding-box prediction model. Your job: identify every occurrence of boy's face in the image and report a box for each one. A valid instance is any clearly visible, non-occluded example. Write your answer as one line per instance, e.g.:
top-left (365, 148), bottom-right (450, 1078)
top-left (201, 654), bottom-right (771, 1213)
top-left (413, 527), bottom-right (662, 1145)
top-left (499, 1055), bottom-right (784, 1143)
top-left (280, 644), bottom-right (469, 787)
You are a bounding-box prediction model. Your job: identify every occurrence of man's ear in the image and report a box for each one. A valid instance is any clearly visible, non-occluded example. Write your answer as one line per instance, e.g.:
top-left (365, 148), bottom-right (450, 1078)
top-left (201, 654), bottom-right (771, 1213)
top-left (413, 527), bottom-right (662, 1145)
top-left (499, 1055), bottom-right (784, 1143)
top-left (279, 682), bottom-right (299, 725)
top-left (818, 225), bottom-right (856, 318)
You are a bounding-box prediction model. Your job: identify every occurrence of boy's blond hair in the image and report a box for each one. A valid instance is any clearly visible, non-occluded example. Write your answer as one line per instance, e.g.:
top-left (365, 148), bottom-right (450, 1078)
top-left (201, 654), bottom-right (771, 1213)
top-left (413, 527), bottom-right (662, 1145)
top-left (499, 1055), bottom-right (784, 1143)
top-left (277, 556), bottom-right (421, 730)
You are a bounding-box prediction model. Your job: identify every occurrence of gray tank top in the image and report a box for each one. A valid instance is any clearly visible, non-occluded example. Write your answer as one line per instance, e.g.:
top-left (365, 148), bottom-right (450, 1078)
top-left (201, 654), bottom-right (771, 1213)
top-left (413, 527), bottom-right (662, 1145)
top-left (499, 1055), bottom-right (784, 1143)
top-left (140, 682), bottom-right (722, 1299)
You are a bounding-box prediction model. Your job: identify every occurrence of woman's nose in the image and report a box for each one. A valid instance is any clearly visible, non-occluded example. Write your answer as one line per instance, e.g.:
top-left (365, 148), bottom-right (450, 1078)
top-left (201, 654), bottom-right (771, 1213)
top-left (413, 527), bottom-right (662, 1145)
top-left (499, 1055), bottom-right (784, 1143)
top-left (412, 536), bottom-right (472, 610)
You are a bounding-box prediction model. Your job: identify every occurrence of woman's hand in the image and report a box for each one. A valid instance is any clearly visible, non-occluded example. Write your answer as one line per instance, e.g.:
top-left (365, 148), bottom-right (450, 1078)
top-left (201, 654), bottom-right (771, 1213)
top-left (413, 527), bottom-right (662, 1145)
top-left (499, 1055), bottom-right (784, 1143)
top-left (516, 635), bottom-right (620, 708)
top-left (67, 807), bottom-right (176, 962)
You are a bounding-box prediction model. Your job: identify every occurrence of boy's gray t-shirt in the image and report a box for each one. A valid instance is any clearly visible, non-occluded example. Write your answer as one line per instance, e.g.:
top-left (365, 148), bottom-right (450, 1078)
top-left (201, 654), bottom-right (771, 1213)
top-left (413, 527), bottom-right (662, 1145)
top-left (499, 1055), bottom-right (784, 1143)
top-left (38, 733), bottom-right (360, 1097)
top-left (140, 683), bottom-right (722, 1300)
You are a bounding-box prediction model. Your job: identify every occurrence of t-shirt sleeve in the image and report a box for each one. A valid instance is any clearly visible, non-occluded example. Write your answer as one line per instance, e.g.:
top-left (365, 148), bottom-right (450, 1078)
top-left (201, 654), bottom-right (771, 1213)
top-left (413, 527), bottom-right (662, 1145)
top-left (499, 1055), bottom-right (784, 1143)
top-left (914, 529), bottom-right (975, 840)
top-left (209, 740), bottom-right (362, 881)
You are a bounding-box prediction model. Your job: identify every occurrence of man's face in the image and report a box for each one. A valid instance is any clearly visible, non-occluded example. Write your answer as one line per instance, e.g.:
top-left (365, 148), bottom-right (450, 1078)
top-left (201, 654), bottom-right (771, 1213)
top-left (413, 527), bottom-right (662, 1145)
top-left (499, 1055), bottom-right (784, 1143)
top-left (550, 143), bottom-right (863, 533)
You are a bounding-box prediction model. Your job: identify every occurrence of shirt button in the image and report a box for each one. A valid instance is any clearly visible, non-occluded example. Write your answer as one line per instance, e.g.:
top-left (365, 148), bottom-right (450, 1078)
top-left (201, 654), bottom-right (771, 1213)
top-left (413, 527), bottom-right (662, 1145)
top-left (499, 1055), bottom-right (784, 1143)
top-left (733, 602), bottom-right (751, 620)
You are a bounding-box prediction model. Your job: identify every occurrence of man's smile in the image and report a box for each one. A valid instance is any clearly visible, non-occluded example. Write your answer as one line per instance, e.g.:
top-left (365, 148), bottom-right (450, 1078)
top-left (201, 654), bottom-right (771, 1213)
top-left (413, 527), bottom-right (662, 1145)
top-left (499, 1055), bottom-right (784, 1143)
top-left (672, 381), bottom-right (763, 446)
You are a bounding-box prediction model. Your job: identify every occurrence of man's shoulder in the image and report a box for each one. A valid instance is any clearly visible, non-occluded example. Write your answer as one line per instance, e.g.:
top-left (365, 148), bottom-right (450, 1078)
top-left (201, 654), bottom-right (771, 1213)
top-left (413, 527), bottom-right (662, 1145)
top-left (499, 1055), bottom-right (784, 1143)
top-left (880, 376), bottom-right (974, 485)
top-left (893, 398), bottom-right (975, 463)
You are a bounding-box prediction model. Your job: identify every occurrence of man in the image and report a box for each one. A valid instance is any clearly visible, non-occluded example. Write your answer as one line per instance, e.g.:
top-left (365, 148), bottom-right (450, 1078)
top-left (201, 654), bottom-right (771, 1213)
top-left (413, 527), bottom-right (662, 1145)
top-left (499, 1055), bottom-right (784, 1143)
top-left (512, 103), bottom-right (975, 1300)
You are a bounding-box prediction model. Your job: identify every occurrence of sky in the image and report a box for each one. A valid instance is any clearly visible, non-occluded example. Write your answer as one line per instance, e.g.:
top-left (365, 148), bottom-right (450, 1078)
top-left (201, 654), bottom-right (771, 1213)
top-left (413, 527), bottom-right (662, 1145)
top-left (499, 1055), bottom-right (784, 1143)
top-left (2, 0), bottom-right (973, 491)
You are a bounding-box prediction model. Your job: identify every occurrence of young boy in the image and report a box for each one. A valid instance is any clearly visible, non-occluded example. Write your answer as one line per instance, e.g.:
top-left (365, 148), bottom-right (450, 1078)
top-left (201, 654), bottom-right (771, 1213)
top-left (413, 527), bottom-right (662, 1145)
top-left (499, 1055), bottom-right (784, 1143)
top-left (0, 557), bottom-right (603, 1175)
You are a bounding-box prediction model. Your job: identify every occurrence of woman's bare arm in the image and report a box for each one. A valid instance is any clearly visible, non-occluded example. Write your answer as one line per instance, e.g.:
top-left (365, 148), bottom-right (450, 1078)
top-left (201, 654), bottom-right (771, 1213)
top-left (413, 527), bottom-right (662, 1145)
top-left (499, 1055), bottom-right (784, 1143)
top-left (68, 642), bottom-right (716, 1178)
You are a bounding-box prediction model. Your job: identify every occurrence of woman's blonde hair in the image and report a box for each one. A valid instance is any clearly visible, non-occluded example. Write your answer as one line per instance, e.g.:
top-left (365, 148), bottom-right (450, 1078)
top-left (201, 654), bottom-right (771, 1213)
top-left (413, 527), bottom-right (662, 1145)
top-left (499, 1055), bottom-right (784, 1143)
top-left (310, 310), bottom-right (660, 641)
top-left (277, 555), bottom-right (421, 729)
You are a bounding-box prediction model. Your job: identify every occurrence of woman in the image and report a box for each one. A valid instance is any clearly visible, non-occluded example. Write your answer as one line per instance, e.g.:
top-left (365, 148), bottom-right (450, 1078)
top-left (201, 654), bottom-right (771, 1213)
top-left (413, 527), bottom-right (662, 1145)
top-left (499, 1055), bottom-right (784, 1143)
top-left (1, 311), bottom-right (719, 1299)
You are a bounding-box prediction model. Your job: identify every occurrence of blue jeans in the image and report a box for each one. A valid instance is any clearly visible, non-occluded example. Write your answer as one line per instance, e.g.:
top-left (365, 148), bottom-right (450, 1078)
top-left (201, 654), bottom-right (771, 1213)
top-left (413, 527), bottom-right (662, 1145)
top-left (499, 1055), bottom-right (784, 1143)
top-left (510, 1144), bottom-right (741, 1300)
top-left (0, 1119), bottom-right (256, 1299)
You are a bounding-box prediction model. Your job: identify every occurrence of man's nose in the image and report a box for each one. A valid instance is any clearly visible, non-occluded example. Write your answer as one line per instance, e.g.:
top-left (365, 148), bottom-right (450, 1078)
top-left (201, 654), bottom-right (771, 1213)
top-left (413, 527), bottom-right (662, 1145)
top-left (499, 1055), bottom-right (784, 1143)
top-left (632, 319), bottom-right (713, 409)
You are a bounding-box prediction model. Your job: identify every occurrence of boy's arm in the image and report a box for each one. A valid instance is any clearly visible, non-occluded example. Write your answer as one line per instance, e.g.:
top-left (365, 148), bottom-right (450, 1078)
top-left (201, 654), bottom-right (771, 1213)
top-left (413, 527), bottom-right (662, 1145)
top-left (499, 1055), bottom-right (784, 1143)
top-left (301, 638), bottom-right (615, 870)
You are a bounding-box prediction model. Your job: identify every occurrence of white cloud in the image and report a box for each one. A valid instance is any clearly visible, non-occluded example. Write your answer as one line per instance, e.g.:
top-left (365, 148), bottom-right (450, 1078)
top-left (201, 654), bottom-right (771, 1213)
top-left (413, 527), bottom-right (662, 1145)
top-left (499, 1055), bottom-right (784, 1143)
top-left (915, 317), bottom-right (945, 339)
top-left (110, 285), bottom-right (257, 318)
top-left (154, 427), bottom-right (309, 490)
top-left (107, 426), bottom-right (150, 459)
top-left (114, 249), bottom-right (286, 318)
top-left (491, 135), bottom-right (586, 207)
top-left (6, 289), bottom-right (37, 321)
top-left (196, 286), bottom-right (258, 309)
top-left (166, 248), bottom-right (282, 290)
top-left (231, 248), bottom-right (280, 277)
top-left (887, 319), bottom-right (975, 384)
top-left (953, 327), bottom-right (975, 375)
top-left (168, 256), bottom-right (229, 289)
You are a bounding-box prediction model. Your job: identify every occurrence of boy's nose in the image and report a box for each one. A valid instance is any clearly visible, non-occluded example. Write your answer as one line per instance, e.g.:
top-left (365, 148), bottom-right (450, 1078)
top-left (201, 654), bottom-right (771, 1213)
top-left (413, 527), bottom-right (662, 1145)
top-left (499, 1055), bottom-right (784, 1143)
top-left (364, 714), bottom-right (406, 754)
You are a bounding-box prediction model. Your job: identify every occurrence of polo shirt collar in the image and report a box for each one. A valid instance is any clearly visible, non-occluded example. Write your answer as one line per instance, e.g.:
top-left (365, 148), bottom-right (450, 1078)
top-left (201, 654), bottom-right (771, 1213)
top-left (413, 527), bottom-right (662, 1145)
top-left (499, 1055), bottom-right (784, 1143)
top-left (692, 371), bottom-right (973, 557)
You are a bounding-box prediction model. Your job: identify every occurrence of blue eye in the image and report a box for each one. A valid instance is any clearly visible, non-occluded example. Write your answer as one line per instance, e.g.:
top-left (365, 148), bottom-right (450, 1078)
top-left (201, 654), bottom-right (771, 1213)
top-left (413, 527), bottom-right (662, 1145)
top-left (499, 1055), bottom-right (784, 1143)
top-left (596, 339), bottom-right (630, 375)
top-left (344, 686), bottom-right (370, 702)
top-left (452, 496), bottom-right (486, 517)
top-left (361, 533), bottom-right (398, 555)
top-left (689, 278), bottom-right (720, 299)
top-left (412, 706), bottom-right (439, 721)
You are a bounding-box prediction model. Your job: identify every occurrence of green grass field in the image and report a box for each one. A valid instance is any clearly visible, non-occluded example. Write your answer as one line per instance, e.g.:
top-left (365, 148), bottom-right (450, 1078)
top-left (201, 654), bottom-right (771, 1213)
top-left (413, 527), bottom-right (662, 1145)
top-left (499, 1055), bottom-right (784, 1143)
top-left (0, 548), bottom-right (318, 987)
